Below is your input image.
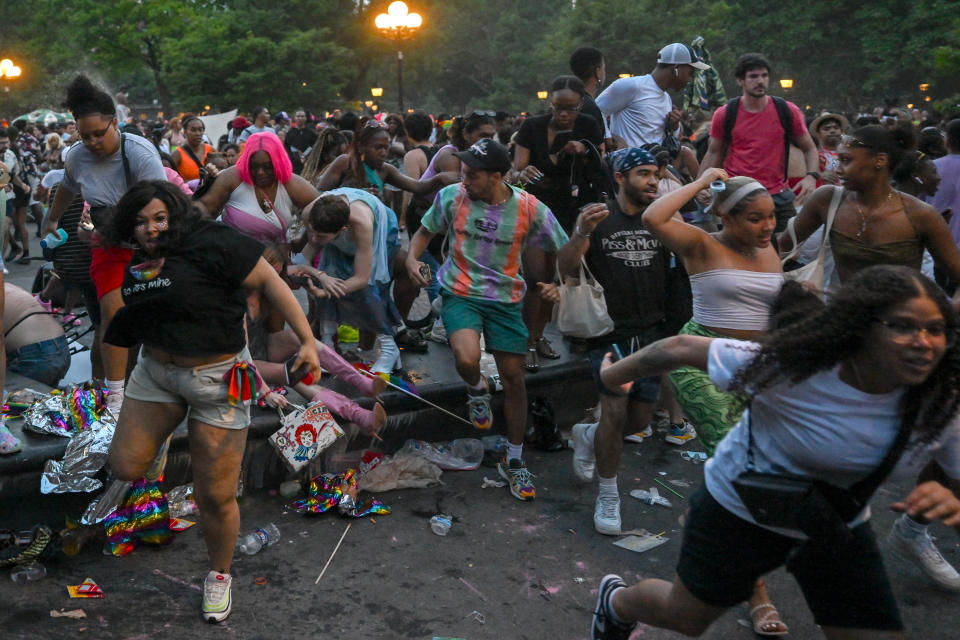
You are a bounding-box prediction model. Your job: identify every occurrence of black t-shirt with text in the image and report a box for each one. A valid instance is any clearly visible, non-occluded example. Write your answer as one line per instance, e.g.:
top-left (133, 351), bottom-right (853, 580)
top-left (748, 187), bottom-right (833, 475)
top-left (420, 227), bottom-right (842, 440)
top-left (105, 220), bottom-right (264, 356)
top-left (584, 198), bottom-right (668, 348)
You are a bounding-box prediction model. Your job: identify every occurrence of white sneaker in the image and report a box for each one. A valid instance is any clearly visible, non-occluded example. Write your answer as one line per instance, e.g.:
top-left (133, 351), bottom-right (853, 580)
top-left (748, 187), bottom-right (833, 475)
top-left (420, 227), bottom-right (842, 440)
top-left (201, 570), bottom-right (232, 623)
top-left (624, 425), bottom-right (653, 444)
top-left (571, 422), bottom-right (596, 482)
top-left (664, 418), bottom-right (697, 445)
top-left (594, 494), bottom-right (622, 535)
top-left (888, 518), bottom-right (960, 591)
top-left (429, 317), bottom-right (448, 344)
top-left (370, 335), bottom-right (402, 374)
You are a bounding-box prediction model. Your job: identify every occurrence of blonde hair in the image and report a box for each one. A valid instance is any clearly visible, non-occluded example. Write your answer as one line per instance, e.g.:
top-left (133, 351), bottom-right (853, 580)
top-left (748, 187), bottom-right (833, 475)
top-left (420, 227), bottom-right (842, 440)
top-left (46, 133), bottom-right (62, 150)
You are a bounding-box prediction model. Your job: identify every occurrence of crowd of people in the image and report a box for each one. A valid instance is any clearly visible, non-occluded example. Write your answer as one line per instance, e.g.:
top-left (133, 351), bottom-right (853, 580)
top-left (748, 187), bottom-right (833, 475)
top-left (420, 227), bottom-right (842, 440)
top-left (1, 41), bottom-right (960, 638)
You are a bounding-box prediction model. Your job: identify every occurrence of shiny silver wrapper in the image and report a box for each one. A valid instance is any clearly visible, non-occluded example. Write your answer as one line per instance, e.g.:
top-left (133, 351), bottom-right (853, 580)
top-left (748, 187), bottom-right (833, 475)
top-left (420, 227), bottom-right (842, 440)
top-left (81, 479), bottom-right (132, 525)
top-left (22, 394), bottom-right (75, 437)
top-left (39, 415), bottom-right (116, 494)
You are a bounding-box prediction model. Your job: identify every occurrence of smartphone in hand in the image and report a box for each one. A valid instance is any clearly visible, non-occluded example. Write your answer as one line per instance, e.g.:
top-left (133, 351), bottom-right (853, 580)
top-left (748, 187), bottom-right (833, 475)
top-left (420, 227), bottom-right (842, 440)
top-left (284, 355), bottom-right (313, 386)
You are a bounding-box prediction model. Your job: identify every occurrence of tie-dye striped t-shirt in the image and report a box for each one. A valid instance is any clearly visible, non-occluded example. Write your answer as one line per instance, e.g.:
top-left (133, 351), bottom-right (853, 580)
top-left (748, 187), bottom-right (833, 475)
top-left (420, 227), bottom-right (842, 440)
top-left (422, 183), bottom-right (568, 303)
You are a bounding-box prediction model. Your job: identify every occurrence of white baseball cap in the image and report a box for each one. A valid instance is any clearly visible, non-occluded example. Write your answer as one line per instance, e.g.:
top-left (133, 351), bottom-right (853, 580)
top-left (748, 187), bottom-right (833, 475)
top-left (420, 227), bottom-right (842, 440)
top-left (658, 43), bottom-right (710, 70)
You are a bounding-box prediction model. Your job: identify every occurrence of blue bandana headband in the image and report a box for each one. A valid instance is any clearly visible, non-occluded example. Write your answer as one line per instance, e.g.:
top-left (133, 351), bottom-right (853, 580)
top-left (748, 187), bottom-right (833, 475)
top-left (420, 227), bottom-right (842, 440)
top-left (610, 148), bottom-right (658, 174)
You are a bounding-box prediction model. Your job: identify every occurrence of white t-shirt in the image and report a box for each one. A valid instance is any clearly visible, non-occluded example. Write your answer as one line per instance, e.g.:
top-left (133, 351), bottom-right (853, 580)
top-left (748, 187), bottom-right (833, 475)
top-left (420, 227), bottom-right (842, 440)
top-left (596, 74), bottom-right (676, 147)
top-left (41, 169), bottom-right (64, 189)
top-left (704, 338), bottom-right (960, 539)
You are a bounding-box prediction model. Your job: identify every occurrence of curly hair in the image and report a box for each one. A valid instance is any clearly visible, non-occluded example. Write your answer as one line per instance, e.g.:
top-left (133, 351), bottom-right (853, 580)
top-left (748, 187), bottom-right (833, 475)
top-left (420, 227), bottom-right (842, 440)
top-left (730, 265), bottom-right (960, 448)
top-left (101, 180), bottom-right (202, 252)
top-left (62, 75), bottom-right (116, 119)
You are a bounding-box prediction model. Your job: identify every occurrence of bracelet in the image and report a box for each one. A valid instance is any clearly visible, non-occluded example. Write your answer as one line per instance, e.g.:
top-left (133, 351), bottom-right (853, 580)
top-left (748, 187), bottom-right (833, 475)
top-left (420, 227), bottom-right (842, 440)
top-left (575, 225), bottom-right (591, 238)
top-left (805, 171), bottom-right (821, 180)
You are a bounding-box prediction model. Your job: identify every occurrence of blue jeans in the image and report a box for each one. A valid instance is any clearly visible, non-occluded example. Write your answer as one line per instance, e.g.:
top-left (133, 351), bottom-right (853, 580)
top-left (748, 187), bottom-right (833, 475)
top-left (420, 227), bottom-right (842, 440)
top-left (9, 336), bottom-right (71, 387)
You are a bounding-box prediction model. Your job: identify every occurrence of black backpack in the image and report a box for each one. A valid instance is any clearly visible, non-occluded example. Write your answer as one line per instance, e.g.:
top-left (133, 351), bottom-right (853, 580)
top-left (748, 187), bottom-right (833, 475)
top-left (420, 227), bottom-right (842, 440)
top-left (722, 96), bottom-right (793, 179)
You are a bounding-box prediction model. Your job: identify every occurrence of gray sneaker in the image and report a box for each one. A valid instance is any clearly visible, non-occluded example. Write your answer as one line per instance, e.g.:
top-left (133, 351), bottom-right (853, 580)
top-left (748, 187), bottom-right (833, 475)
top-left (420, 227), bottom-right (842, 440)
top-left (594, 494), bottom-right (622, 536)
top-left (888, 518), bottom-right (960, 591)
top-left (201, 570), bottom-right (233, 623)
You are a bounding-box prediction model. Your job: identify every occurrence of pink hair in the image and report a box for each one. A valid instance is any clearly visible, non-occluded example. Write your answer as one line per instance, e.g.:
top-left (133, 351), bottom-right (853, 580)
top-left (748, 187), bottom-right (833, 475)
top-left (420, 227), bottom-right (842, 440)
top-left (237, 131), bottom-right (293, 185)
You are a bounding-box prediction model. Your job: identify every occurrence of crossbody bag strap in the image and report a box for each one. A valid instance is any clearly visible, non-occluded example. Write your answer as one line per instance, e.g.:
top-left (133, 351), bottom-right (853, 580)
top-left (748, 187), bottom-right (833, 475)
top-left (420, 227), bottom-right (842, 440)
top-left (119, 133), bottom-right (133, 191)
top-left (780, 185), bottom-right (843, 264)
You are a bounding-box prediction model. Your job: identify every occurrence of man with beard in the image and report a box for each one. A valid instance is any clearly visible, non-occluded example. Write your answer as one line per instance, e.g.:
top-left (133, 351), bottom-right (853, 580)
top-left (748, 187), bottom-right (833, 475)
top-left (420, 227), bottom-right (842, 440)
top-left (547, 148), bottom-right (672, 534)
top-left (698, 53), bottom-right (819, 231)
top-left (810, 112), bottom-right (849, 185)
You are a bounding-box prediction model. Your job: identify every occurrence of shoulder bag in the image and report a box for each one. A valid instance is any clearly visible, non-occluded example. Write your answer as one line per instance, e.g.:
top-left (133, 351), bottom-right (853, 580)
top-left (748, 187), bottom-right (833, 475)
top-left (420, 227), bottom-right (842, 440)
top-left (551, 258), bottom-right (615, 339)
top-left (781, 185), bottom-right (843, 297)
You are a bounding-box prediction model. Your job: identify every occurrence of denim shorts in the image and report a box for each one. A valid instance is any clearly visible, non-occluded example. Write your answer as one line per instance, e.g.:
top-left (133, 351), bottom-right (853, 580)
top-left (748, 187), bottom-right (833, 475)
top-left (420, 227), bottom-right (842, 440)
top-left (125, 347), bottom-right (253, 430)
top-left (8, 336), bottom-right (71, 387)
top-left (588, 326), bottom-right (667, 403)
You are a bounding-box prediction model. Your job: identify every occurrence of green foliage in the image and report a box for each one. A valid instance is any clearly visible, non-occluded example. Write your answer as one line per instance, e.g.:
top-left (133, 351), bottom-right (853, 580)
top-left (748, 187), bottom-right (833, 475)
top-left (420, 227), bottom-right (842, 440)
top-left (3, 0), bottom-right (959, 119)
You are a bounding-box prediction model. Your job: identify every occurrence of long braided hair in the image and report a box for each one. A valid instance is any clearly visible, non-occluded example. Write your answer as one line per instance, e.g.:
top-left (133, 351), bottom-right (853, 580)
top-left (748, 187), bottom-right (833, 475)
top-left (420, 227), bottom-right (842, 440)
top-left (729, 265), bottom-right (960, 448)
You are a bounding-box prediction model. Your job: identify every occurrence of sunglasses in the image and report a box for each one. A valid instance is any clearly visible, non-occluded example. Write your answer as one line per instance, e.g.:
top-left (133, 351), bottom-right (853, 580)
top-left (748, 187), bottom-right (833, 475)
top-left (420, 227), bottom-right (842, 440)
top-left (468, 110), bottom-right (496, 119)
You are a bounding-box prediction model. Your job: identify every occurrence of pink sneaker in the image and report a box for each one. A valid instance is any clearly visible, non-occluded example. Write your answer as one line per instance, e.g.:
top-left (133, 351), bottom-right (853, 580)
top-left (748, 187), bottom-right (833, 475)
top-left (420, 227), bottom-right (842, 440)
top-left (63, 313), bottom-right (83, 326)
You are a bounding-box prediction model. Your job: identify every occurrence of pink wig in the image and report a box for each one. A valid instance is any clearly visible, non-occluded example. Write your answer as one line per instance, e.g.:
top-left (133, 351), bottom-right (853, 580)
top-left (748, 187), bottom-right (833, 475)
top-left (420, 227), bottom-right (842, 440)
top-left (237, 131), bottom-right (293, 185)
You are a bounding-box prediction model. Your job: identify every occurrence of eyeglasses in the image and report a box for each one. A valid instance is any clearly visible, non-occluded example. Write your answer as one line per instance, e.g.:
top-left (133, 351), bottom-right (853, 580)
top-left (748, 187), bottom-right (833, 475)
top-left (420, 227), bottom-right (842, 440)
top-left (79, 123), bottom-right (114, 143)
top-left (550, 102), bottom-right (582, 114)
top-left (467, 110), bottom-right (496, 119)
top-left (875, 318), bottom-right (955, 346)
top-left (363, 119), bottom-right (388, 129)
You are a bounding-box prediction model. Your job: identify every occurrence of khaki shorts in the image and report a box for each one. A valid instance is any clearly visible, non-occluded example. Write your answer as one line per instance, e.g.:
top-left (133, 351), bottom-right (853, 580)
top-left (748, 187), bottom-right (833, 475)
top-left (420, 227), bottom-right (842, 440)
top-left (125, 347), bottom-right (253, 430)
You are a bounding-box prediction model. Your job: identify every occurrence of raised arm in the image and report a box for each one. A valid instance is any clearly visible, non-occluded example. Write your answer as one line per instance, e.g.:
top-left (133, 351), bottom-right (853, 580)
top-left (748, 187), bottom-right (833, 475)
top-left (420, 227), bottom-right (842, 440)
top-left (316, 154), bottom-right (349, 191)
top-left (556, 203), bottom-right (608, 277)
top-left (195, 166), bottom-right (241, 218)
top-left (642, 169), bottom-right (726, 259)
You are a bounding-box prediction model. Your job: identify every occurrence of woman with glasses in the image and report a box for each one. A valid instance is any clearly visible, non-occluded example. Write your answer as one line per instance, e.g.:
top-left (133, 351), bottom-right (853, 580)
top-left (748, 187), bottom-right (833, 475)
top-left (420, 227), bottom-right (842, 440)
top-left (169, 115), bottom-right (214, 182)
top-left (513, 75), bottom-right (604, 370)
top-left (780, 124), bottom-right (960, 596)
top-left (42, 74), bottom-right (167, 412)
top-left (195, 131), bottom-right (319, 244)
top-left (590, 264), bottom-right (960, 640)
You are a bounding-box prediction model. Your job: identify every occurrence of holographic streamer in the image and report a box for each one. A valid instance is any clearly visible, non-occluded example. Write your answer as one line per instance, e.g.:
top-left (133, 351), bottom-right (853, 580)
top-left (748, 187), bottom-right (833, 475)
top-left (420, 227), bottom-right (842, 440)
top-left (291, 469), bottom-right (390, 517)
top-left (103, 476), bottom-right (172, 556)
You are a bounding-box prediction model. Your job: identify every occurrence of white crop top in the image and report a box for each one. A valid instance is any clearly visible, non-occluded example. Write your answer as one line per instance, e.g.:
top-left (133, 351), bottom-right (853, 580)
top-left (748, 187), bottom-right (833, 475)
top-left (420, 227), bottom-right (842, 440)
top-left (689, 268), bottom-right (784, 331)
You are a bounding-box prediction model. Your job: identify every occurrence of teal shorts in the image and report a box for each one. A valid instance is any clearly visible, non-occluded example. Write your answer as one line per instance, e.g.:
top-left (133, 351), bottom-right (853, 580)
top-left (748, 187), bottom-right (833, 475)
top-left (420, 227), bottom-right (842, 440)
top-left (440, 292), bottom-right (528, 355)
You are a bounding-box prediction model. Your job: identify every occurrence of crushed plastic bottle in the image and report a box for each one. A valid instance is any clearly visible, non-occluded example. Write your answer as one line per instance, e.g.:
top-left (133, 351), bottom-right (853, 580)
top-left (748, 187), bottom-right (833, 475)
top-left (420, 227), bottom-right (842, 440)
top-left (11, 562), bottom-right (47, 583)
top-left (629, 487), bottom-right (673, 508)
top-left (430, 514), bottom-right (452, 536)
top-left (237, 523), bottom-right (281, 555)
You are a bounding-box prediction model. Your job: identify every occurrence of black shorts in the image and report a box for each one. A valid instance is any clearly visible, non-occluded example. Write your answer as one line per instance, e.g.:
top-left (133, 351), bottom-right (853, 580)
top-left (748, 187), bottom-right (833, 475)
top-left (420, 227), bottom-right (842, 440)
top-left (676, 486), bottom-right (902, 631)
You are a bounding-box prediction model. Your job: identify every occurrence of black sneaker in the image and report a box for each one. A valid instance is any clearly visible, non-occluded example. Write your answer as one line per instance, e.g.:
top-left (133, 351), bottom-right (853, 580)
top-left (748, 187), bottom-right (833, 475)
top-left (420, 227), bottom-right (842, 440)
top-left (592, 574), bottom-right (635, 640)
top-left (395, 328), bottom-right (429, 353)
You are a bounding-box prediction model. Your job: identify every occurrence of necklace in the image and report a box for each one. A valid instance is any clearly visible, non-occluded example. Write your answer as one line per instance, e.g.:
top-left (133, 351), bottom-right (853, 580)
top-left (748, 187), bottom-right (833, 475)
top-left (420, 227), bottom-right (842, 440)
top-left (852, 190), bottom-right (893, 239)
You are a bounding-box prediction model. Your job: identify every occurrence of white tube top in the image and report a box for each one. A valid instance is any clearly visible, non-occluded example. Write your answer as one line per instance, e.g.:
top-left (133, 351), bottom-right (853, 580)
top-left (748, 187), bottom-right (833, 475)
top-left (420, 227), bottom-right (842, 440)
top-left (689, 268), bottom-right (784, 331)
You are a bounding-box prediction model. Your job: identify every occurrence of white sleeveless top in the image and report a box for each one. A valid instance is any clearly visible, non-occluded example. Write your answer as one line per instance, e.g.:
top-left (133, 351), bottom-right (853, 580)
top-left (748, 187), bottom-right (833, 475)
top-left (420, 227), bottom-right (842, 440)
top-left (689, 269), bottom-right (784, 331)
top-left (221, 182), bottom-right (294, 244)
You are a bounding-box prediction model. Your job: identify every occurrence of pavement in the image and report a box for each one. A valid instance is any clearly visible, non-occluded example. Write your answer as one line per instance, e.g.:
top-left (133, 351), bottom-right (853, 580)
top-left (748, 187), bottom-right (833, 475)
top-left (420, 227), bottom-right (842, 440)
top-left (2, 427), bottom-right (960, 640)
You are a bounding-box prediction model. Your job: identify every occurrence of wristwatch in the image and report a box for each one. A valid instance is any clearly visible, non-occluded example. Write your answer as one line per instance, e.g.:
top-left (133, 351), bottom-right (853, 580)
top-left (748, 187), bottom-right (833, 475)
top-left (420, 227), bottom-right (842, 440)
top-left (805, 171), bottom-right (821, 180)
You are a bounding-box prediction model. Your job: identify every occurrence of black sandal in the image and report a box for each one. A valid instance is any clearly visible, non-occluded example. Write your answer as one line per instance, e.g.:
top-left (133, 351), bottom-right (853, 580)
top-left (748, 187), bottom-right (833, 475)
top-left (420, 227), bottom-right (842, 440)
top-left (525, 347), bottom-right (540, 372)
top-left (535, 336), bottom-right (560, 359)
top-left (396, 328), bottom-right (429, 353)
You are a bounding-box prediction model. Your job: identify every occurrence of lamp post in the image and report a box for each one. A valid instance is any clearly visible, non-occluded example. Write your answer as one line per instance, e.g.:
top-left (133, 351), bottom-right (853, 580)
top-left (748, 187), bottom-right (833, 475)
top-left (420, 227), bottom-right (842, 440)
top-left (779, 78), bottom-right (794, 91)
top-left (375, 1), bottom-right (422, 113)
top-left (0, 58), bottom-right (23, 93)
top-left (537, 91), bottom-right (548, 100)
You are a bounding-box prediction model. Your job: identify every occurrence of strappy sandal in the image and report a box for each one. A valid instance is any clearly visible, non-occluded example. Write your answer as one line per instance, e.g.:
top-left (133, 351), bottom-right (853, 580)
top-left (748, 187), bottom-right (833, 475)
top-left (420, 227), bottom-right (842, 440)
top-left (535, 336), bottom-right (560, 359)
top-left (525, 348), bottom-right (540, 372)
top-left (749, 603), bottom-right (789, 637)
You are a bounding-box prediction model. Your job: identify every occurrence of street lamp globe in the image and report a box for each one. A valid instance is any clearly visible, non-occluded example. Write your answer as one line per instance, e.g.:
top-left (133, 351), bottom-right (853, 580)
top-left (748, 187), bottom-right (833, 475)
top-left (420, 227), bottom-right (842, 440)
top-left (375, 14), bottom-right (391, 29)
top-left (405, 13), bottom-right (422, 28)
top-left (779, 78), bottom-right (794, 90)
top-left (388, 1), bottom-right (408, 20)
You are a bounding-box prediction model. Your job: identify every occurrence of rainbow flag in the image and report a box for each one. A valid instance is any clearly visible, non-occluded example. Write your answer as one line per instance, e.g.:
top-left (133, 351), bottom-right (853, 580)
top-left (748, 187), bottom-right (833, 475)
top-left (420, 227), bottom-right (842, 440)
top-left (352, 363), bottom-right (419, 396)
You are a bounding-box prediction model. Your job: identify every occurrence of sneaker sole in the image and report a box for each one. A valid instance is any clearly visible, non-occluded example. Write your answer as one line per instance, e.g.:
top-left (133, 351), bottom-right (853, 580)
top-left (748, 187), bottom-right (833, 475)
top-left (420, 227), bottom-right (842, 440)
top-left (593, 519), bottom-right (622, 536)
top-left (202, 598), bottom-right (231, 624)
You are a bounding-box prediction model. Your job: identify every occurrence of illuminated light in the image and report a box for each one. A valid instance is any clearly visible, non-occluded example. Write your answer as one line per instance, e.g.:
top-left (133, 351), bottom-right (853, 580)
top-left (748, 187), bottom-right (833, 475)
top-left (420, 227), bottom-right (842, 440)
top-left (405, 13), bottom-right (422, 28)
top-left (537, 90), bottom-right (548, 100)
top-left (371, 87), bottom-right (383, 97)
top-left (375, 14), bottom-right (391, 29)
top-left (618, 73), bottom-right (632, 79)
top-left (779, 78), bottom-right (794, 89)
top-left (388, 1), bottom-right (408, 20)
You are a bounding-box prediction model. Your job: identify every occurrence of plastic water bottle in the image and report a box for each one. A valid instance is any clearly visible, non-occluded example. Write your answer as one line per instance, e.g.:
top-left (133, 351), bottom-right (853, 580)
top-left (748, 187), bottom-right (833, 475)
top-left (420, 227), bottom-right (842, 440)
top-left (630, 487), bottom-right (673, 508)
top-left (10, 562), bottom-right (47, 583)
top-left (40, 229), bottom-right (68, 250)
top-left (480, 435), bottom-right (507, 453)
top-left (237, 523), bottom-right (281, 555)
top-left (61, 526), bottom-right (99, 556)
top-left (429, 514), bottom-right (452, 536)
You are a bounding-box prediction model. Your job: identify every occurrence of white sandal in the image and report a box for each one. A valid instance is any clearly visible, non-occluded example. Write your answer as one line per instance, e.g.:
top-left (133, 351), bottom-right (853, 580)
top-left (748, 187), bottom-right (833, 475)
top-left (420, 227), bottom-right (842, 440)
top-left (749, 602), bottom-right (789, 637)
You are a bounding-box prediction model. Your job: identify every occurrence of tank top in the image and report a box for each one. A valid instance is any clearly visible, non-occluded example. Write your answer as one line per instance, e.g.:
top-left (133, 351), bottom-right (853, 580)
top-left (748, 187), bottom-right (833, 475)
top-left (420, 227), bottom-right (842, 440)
top-left (175, 143), bottom-right (213, 181)
top-left (221, 181), bottom-right (294, 244)
top-left (690, 269), bottom-right (784, 331)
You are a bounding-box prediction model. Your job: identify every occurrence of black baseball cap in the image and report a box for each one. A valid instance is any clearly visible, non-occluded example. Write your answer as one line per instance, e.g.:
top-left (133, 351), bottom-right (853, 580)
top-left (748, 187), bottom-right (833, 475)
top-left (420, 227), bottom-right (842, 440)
top-left (454, 138), bottom-right (512, 174)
